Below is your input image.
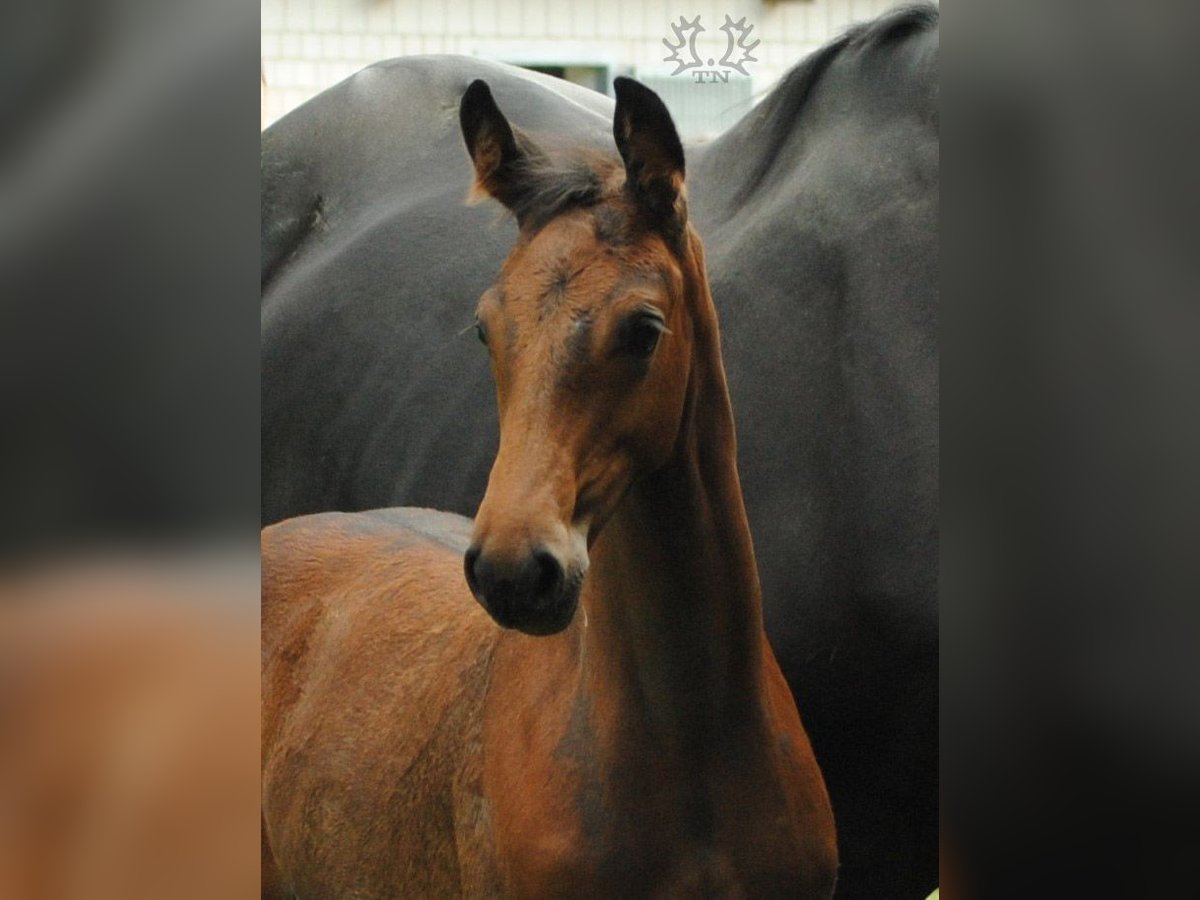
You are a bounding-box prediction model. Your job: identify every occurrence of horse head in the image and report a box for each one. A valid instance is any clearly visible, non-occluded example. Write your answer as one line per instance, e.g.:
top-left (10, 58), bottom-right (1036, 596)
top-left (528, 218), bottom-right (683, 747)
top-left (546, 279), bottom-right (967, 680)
top-left (459, 78), bottom-right (703, 636)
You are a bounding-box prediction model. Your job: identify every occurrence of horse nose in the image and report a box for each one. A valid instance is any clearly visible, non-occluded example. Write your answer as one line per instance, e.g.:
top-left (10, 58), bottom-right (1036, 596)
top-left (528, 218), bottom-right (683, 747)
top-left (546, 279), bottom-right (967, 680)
top-left (464, 543), bottom-right (565, 623)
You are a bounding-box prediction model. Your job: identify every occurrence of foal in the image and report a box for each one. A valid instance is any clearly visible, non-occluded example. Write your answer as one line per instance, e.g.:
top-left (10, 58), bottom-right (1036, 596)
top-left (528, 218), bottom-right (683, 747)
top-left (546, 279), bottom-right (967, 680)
top-left (261, 78), bottom-right (836, 898)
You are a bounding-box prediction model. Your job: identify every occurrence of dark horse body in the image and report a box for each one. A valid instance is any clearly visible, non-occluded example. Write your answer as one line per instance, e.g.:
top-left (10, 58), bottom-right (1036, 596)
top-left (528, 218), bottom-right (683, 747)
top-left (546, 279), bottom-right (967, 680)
top-left (262, 6), bottom-right (937, 896)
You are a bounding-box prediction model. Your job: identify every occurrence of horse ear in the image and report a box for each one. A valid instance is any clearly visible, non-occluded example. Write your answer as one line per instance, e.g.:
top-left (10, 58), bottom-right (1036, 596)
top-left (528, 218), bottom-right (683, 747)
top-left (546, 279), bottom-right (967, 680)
top-left (460, 80), bottom-right (533, 214)
top-left (612, 77), bottom-right (686, 238)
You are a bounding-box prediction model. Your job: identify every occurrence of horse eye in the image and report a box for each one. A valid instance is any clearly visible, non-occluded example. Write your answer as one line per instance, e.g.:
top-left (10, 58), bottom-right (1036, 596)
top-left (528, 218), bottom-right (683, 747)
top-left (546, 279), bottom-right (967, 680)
top-left (621, 313), bottom-right (664, 360)
top-left (475, 319), bottom-right (488, 347)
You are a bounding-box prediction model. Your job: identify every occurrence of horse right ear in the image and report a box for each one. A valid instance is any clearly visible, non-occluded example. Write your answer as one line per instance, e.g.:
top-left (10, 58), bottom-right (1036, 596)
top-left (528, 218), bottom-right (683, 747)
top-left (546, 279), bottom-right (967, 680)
top-left (612, 77), bottom-right (686, 241)
top-left (460, 80), bottom-right (534, 216)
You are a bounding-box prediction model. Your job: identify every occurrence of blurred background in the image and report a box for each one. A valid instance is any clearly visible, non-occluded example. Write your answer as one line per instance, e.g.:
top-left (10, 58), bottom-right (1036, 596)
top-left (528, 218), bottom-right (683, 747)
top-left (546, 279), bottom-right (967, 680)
top-left (2, 0), bottom-right (261, 895)
top-left (261, 0), bottom-right (922, 136)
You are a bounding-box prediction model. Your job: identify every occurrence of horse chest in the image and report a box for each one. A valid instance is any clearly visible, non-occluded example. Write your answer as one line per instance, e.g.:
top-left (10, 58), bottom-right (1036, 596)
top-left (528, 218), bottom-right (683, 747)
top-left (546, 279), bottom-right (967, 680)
top-left (483, 745), bottom-right (825, 898)
top-left (479, 644), bottom-right (831, 896)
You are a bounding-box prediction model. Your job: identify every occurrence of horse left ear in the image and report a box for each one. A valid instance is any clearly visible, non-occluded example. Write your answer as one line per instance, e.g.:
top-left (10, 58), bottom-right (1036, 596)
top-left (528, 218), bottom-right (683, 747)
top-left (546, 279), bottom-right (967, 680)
top-left (460, 79), bottom-right (538, 217)
top-left (613, 77), bottom-right (687, 239)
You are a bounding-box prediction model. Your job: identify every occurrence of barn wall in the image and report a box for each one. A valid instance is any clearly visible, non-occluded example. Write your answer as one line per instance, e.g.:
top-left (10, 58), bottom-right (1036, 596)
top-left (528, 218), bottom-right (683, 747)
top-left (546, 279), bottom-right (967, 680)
top-left (261, 0), bottom-right (922, 135)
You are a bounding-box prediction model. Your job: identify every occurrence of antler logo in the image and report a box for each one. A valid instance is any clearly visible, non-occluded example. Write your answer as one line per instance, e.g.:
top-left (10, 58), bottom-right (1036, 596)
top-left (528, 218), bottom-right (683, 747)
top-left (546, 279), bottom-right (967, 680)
top-left (662, 15), bottom-right (706, 76)
top-left (718, 15), bottom-right (760, 76)
top-left (662, 14), bottom-right (759, 82)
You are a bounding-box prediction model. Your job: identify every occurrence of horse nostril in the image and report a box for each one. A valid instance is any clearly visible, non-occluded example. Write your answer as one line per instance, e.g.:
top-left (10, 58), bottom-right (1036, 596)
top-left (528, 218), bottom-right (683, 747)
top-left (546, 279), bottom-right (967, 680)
top-left (464, 544), bottom-right (482, 596)
top-left (531, 548), bottom-right (565, 601)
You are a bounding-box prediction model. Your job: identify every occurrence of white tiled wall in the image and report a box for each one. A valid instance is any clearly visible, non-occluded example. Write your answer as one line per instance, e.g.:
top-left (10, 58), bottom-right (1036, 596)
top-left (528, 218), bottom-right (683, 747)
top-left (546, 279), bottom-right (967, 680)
top-left (261, 0), bottom-right (921, 129)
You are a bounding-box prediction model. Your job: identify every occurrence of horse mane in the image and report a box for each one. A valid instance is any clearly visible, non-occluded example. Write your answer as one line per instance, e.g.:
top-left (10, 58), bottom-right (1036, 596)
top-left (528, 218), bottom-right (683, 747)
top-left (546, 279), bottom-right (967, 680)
top-left (724, 3), bottom-right (938, 197)
top-left (845, 2), bottom-right (939, 53)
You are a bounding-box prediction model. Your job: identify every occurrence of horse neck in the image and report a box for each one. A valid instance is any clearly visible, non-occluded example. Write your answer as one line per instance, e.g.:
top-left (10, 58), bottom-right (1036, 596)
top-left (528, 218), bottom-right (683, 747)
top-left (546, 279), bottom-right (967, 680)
top-left (577, 232), bottom-right (767, 747)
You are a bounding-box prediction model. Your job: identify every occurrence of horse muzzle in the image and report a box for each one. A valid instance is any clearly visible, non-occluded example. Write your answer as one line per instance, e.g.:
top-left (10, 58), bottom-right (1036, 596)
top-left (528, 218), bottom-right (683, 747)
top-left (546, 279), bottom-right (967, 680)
top-left (463, 542), bottom-right (584, 635)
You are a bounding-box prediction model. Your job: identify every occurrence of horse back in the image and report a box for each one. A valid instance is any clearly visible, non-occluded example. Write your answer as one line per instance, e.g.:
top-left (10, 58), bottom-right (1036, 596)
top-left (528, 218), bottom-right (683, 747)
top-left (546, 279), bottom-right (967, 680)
top-left (260, 508), bottom-right (501, 898)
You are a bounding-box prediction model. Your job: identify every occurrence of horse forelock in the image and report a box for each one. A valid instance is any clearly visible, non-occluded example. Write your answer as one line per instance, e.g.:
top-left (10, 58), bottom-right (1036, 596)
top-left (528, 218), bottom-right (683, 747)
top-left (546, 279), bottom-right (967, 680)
top-left (503, 144), bottom-right (623, 233)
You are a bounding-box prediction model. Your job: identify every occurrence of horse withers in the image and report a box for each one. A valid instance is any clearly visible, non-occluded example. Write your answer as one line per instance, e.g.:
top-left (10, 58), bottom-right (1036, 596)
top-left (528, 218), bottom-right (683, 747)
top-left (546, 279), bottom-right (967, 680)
top-left (261, 78), bottom-right (837, 898)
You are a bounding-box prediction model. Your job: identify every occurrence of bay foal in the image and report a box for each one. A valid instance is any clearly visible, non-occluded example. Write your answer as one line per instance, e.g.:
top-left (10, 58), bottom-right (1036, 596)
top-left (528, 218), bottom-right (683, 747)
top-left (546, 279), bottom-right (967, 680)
top-left (261, 78), bottom-right (837, 898)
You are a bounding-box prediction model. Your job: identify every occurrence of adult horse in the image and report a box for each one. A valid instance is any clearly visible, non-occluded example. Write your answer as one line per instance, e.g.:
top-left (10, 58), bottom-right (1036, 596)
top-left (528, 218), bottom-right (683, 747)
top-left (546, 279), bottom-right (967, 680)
top-left (262, 77), bottom-right (837, 897)
top-left (262, 6), bottom-right (937, 896)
